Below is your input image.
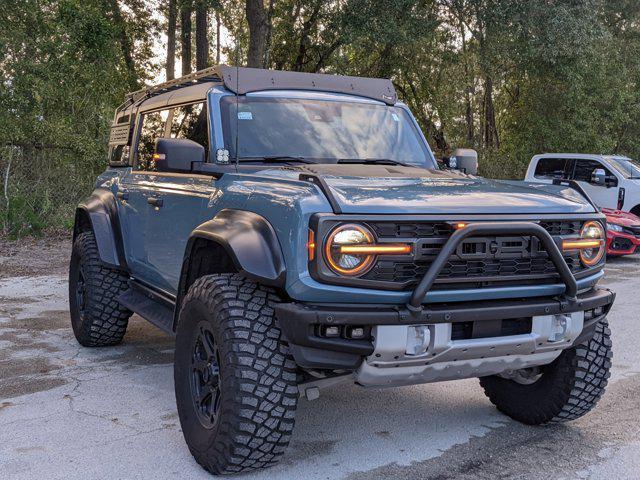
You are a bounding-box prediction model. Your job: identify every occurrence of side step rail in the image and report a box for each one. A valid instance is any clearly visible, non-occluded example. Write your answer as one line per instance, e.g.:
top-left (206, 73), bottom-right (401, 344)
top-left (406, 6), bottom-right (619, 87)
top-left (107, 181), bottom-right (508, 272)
top-left (118, 280), bottom-right (176, 336)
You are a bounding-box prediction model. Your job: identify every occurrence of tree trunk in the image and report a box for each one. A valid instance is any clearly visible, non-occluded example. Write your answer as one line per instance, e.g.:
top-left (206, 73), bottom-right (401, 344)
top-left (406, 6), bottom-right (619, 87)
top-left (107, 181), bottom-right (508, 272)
top-left (245, 0), bottom-right (269, 68)
top-left (180, 0), bottom-right (193, 75)
top-left (215, 10), bottom-right (221, 64)
top-left (465, 94), bottom-right (474, 144)
top-left (293, 0), bottom-right (322, 71)
top-left (263, 0), bottom-right (275, 67)
top-left (483, 76), bottom-right (499, 148)
top-left (195, 0), bottom-right (209, 70)
top-left (106, 0), bottom-right (137, 88)
top-left (166, 0), bottom-right (177, 80)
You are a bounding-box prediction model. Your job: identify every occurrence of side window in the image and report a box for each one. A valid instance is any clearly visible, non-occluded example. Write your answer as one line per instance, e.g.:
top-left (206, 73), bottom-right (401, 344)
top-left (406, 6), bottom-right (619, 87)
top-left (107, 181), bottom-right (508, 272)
top-left (534, 158), bottom-right (570, 179)
top-left (572, 159), bottom-right (614, 183)
top-left (170, 102), bottom-right (209, 159)
top-left (137, 109), bottom-right (170, 170)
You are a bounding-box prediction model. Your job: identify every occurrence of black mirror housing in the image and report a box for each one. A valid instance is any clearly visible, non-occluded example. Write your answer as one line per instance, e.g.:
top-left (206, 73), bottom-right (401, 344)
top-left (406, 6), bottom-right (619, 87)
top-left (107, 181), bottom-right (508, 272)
top-left (154, 138), bottom-right (205, 172)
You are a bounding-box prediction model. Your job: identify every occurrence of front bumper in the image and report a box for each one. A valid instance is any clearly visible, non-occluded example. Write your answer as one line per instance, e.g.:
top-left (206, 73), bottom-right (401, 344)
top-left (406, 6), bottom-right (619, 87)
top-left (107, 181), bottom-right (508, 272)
top-left (277, 220), bottom-right (615, 386)
top-left (607, 230), bottom-right (640, 256)
top-left (275, 287), bottom-right (615, 372)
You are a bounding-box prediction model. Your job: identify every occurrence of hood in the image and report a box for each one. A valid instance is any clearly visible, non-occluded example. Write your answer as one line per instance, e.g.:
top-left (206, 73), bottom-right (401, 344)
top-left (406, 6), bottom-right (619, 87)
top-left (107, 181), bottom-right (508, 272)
top-left (265, 164), bottom-right (595, 215)
top-left (601, 208), bottom-right (640, 227)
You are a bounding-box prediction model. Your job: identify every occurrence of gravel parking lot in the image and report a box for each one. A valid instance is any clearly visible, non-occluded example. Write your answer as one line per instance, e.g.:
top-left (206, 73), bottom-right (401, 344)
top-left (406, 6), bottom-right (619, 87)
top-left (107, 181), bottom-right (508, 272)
top-left (1, 237), bottom-right (639, 480)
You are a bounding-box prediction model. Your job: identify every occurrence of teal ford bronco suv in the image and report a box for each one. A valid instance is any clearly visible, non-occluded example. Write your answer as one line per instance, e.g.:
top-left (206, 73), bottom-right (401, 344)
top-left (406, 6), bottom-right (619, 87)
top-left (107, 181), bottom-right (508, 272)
top-left (69, 66), bottom-right (615, 475)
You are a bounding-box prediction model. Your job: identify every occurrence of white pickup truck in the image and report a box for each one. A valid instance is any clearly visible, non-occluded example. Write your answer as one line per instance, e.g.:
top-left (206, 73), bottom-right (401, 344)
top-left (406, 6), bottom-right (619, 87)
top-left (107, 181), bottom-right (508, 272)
top-left (525, 153), bottom-right (640, 215)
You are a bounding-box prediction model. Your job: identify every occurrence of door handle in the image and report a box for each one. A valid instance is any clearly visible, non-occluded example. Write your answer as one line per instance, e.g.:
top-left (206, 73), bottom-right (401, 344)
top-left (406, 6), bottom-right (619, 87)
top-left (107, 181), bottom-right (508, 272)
top-left (116, 191), bottom-right (129, 200)
top-left (147, 196), bottom-right (163, 208)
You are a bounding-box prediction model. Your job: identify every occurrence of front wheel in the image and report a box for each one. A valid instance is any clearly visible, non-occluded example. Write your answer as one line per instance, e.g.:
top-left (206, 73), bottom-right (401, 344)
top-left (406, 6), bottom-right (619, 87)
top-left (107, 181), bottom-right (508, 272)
top-left (174, 274), bottom-right (298, 475)
top-left (480, 319), bottom-right (612, 425)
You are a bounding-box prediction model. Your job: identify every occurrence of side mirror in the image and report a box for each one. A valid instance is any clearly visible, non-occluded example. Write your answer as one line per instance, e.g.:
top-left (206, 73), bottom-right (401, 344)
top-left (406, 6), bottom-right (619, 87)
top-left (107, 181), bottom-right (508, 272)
top-left (591, 168), bottom-right (607, 186)
top-left (450, 148), bottom-right (478, 175)
top-left (154, 138), bottom-right (205, 172)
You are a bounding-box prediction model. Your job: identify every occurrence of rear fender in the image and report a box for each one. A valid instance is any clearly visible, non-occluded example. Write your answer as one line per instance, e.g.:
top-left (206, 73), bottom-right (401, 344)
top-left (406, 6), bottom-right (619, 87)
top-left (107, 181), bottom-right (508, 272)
top-left (73, 189), bottom-right (127, 270)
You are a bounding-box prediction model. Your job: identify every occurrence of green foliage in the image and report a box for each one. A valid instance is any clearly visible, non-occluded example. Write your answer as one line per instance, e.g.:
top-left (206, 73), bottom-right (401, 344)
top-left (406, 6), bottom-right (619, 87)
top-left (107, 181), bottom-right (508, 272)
top-left (3, 0), bottom-right (640, 236)
top-left (0, 0), bottom-right (157, 236)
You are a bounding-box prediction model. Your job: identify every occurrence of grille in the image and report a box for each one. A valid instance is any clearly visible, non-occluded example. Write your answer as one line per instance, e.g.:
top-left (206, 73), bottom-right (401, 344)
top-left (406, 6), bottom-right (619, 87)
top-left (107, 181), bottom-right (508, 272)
top-left (362, 220), bottom-right (586, 289)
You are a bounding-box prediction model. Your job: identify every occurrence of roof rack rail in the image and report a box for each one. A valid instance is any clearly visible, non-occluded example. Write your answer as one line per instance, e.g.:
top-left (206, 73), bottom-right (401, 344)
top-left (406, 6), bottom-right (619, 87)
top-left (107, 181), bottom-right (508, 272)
top-left (116, 65), bottom-right (224, 113)
top-left (114, 65), bottom-right (398, 115)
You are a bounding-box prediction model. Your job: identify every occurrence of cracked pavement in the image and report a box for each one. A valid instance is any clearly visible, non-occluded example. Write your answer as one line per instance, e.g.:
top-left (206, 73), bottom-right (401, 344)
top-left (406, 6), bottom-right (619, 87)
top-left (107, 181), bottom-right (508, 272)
top-left (1, 238), bottom-right (639, 479)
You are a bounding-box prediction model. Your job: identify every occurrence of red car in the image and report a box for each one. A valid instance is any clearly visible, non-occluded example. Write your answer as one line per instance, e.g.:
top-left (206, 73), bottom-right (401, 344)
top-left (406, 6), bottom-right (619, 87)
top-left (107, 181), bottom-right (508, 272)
top-left (602, 207), bottom-right (640, 256)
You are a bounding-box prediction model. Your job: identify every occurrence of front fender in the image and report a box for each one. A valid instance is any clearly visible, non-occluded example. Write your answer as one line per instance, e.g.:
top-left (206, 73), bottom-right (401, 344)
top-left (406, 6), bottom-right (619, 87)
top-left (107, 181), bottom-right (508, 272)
top-left (190, 209), bottom-right (286, 285)
top-left (73, 189), bottom-right (126, 269)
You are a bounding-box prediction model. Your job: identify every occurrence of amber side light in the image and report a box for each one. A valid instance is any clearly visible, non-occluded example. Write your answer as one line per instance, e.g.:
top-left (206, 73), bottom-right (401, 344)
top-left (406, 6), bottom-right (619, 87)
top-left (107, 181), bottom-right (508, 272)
top-left (339, 244), bottom-right (412, 254)
top-left (454, 222), bottom-right (468, 230)
top-left (307, 230), bottom-right (316, 261)
top-left (562, 239), bottom-right (604, 251)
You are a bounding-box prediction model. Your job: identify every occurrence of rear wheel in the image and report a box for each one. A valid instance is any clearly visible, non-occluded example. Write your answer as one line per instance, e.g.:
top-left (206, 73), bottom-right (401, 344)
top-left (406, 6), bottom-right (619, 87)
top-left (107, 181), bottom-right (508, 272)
top-left (480, 319), bottom-right (612, 424)
top-left (68, 231), bottom-right (131, 347)
top-left (174, 274), bottom-right (298, 475)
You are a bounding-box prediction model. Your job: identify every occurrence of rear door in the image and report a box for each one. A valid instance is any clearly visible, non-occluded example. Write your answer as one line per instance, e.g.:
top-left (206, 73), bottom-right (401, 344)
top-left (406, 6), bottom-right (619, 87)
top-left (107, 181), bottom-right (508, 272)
top-left (118, 108), bottom-right (172, 286)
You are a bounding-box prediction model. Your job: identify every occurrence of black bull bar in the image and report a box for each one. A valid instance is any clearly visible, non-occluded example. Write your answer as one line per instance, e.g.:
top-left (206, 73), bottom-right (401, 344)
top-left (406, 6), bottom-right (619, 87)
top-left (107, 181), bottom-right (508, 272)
top-left (407, 221), bottom-right (579, 311)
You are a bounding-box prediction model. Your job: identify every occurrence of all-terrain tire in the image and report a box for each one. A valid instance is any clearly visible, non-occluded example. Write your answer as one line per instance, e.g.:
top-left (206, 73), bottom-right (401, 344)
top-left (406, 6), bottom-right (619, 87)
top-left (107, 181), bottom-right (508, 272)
top-left (480, 319), bottom-right (612, 425)
top-left (174, 274), bottom-right (298, 475)
top-left (69, 231), bottom-right (131, 347)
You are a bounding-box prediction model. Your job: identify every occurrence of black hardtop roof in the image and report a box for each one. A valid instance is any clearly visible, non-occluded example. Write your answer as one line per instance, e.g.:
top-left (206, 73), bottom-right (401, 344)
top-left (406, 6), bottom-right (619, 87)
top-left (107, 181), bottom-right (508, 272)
top-left (118, 65), bottom-right (397, 114)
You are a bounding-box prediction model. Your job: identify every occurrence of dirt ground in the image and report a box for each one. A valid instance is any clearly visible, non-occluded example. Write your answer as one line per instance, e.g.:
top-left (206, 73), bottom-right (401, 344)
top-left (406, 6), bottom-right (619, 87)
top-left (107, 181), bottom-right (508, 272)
top-left (0, 235), bottom-right (71, 279)
top-left (1, 239), bottom-right (640, 480)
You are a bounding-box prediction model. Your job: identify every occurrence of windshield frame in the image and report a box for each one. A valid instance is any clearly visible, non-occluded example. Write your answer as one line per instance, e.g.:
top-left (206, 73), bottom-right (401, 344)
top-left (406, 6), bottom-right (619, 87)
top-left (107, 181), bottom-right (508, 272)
top-left (215, 90), bottom-right (438, 169)
top-left (606, 156), bottom-right (640, 179)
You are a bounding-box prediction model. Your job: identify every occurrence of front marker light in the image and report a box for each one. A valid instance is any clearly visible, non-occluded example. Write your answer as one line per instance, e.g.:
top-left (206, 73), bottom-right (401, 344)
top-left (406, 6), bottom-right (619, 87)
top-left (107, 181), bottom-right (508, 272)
top-left (562, 221), bottom-right (605, 266)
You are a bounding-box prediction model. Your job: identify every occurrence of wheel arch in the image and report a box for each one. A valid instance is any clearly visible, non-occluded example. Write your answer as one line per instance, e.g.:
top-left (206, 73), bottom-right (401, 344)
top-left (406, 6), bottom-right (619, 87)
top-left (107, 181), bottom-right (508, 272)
top-left (630, 204), bottom-right (640, 217)
top-left (173, 209), bottom-right (286, 330)
top-left (73, 189), bottom-right (127, 270)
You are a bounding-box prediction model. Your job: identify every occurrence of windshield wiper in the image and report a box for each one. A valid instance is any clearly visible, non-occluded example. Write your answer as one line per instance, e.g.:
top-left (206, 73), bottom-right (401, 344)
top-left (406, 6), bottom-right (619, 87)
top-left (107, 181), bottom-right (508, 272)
top-left (238, 155), bottom-right (316, 164)
top-left (337, 158), bottom-right (412, 167)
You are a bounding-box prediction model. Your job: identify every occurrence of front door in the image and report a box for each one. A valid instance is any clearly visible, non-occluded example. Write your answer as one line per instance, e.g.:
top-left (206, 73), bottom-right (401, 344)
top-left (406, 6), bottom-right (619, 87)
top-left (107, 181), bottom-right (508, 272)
top-left (119, 101), bottom-right (214, 294)
top-left (570, 158), bottom-right (620, 209)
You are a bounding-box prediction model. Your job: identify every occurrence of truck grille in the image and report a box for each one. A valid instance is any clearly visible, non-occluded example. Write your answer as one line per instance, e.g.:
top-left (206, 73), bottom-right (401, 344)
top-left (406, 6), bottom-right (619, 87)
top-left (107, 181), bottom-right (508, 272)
top-left (362, 220), bottom-right (585, 289)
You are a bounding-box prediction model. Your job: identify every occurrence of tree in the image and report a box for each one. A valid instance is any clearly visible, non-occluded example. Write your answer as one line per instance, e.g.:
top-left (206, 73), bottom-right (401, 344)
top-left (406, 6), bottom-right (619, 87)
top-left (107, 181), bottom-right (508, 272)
top-left (245, 0), bottom-right (269, 67)
top-left (166, 0), bottom-right (177, 79)
top-left (180, 0), bottom-right (193, 75)
top-left (195, 0), bottom-right (210, 69)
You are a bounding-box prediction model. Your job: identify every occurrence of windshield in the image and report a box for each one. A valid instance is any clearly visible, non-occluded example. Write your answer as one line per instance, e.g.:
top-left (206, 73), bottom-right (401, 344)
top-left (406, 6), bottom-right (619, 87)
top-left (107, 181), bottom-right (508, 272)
top-left (220, 96), bottom-right (435, 167)
top-left (607, 156), bottom-right (640, 179)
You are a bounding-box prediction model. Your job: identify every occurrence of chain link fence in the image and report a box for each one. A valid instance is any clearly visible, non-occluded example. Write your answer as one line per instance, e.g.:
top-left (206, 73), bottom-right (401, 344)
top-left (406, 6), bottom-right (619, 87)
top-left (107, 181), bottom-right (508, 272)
top-left (0, 145), bottom-right (102, 237)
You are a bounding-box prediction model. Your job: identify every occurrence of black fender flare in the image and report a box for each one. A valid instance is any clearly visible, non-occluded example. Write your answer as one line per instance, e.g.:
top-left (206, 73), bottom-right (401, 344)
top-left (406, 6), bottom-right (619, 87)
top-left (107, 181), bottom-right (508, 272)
top-left (73, 189), bottom-right (127, 270)
top-left (174, 209), bottom-right (287, 328)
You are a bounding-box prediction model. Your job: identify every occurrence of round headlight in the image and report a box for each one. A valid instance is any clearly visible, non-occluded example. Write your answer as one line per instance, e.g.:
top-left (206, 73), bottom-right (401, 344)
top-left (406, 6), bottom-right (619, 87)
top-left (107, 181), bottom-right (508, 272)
top-left (580, 221), bottom-right (605, 266)
top-left (324, 224), bottom-right (375, 276)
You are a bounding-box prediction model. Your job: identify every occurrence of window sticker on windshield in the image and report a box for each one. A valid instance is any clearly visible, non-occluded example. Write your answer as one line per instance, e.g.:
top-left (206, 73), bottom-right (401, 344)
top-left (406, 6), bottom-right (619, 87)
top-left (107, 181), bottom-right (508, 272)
top-left (238, 111), bottom-right (253, 120)
top-left (391, 113), bottom-right (400, 122)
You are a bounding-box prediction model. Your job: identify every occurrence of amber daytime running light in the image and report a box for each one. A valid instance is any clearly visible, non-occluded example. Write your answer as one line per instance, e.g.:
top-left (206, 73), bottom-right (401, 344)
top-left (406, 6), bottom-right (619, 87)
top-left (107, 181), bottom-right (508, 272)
top-left (321, 224), bottom-right (412, 276)
top-left (562, 220), bottom-right (606, 266)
